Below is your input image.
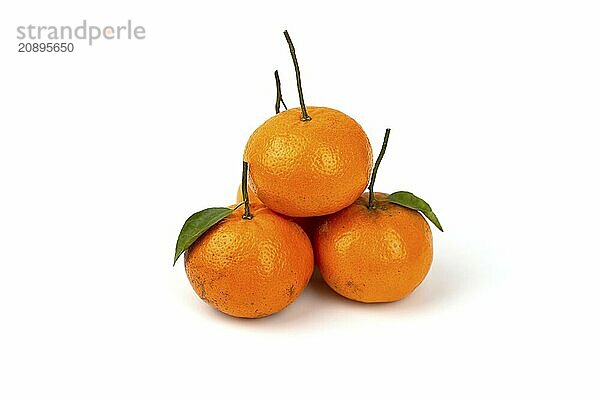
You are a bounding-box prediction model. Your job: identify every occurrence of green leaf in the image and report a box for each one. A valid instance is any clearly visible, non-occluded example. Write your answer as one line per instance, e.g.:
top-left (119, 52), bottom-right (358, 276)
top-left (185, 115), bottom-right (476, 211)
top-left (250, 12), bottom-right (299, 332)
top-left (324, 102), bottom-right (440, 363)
top-left (173, 207), bottom-right (233, 266)
top-left (387, 191), bottom-right (444, 232)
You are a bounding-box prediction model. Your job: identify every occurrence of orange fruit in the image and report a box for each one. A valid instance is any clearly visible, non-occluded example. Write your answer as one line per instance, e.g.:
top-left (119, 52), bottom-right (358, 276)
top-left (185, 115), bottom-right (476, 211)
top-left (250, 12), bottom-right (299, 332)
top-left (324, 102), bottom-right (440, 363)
top-left (184, 205), bottom-right (314, 318)
top-left (244, 106), bottom-right (373, 217)
top-left (314, 192), bottom-right (433, 303)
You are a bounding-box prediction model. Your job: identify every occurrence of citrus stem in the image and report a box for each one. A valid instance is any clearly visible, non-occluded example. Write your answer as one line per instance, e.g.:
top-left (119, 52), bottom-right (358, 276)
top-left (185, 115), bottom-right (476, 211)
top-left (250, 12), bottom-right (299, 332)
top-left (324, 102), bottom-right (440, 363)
top-left (241, 161), bottom-right (254, 220)
top-left (368, 128), bottom-right (391, 209)
top-left (283, 30), bottom-right (311, 122)
top-left (274, 70), bottom-right (287, 114)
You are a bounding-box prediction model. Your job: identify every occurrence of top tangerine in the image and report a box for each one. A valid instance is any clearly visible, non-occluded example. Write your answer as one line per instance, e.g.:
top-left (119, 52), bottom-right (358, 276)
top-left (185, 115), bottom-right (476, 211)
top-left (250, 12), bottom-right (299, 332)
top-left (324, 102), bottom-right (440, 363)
top-left (244, 106), bottom-right (372, 217)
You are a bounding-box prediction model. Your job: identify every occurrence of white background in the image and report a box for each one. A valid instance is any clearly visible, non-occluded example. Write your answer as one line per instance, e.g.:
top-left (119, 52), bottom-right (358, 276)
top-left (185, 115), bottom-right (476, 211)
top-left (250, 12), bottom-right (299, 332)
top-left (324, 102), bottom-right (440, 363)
top-left (1, 1), bottom-right (599, 398)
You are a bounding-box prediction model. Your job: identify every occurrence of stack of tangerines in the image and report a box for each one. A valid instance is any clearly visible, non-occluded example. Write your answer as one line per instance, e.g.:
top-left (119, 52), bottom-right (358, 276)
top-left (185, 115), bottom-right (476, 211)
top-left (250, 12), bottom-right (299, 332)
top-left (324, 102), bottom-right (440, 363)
top-left (174, 31), bottom-right (443, 318)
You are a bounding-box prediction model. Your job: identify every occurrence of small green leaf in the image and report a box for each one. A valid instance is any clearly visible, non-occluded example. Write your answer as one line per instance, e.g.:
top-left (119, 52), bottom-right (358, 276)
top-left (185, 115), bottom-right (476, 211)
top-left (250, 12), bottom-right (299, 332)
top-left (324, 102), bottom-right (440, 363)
top-left (173, 207), bottom-right (233, 266)
top-left (387, 191), bottom-right (444, 232)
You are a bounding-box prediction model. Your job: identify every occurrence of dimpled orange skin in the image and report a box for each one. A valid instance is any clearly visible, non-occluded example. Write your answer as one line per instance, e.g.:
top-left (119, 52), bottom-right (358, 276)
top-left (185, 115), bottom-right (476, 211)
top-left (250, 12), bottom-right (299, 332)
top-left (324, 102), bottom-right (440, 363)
top-left (314, 192), bottom-right (433, 303)
top-left (184, 206), bottom-right (314, 318)
top-left (236, 184), bottom-right (317, 236)
top-left (244, 107), bottom-right (373, 217)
